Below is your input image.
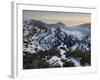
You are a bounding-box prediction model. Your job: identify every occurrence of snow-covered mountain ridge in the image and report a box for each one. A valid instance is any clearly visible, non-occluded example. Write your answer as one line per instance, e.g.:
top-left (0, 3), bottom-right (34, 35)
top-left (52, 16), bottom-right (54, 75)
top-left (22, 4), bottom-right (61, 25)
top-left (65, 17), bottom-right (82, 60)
top-left (23, 19), bottom-right (91, 69)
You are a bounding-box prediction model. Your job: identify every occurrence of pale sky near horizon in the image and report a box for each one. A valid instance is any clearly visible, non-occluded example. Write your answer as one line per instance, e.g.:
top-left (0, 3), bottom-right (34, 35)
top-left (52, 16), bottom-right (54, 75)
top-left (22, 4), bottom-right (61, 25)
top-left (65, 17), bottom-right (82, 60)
top-left (23, 10), bottom-right (91, 26)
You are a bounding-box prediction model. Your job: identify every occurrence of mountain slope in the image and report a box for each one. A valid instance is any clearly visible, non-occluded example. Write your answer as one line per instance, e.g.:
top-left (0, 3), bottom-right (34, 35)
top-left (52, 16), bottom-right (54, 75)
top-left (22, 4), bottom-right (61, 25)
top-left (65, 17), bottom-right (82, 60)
top-left (23, 19), bottom-right (91, 69)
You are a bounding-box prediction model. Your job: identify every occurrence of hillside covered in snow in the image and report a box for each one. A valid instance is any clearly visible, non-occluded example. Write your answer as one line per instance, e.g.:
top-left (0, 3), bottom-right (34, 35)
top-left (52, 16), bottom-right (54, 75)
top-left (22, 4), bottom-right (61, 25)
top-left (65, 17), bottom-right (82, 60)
top-left (23, 19), bottom-right (91, 69)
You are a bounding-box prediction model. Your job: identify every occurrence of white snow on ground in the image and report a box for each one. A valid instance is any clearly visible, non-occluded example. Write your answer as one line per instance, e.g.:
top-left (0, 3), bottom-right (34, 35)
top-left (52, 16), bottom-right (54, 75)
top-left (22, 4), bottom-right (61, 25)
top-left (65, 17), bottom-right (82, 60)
top-left (62, 29), bottom-right (85, 40)
top-left (60, 49), bottom-right (66, 60)
top-left (66, 57), bottom-right (81, 66)
top-left (58, 43), bottom-right (80, 67)
top-left (60, 48), bottom-right (81, 67)
top-left (23, 40), bottom-right (43, 53)
top-left (24, 30), bottom-right (29, 36)
top-left (23, 44), bottom-right (37, 53)
top-left (47, 56), bottom-right (63, 67)
top-left (64, 45), bottom-right (69, 51)
top-left (71, 43), bottom-right (78, 51)
top-left (47, 52), bottom-right (81, 67)
top-left (58, 43), bottom-right (69, 51)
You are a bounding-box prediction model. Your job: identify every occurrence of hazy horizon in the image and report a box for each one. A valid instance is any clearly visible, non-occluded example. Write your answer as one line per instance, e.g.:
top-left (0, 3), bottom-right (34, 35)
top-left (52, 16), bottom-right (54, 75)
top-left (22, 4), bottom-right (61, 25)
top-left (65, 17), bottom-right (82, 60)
top-left (23, 10), bottom-right (91, 26)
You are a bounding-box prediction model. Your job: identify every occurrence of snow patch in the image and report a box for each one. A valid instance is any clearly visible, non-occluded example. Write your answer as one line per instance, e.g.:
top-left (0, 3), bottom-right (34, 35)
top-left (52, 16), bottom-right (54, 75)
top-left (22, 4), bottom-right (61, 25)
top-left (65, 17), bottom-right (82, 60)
top-left (60, 49), bottom-right (66, 60)
top-left (62, 29), bottom-right (85, 40)
top-left (71, 43), bottom-right (78, 51)
top-left (47, 56), bottom-right (63, 67)
top-left (66, 57), bottom-right (81, 67)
